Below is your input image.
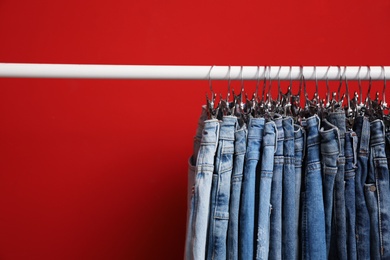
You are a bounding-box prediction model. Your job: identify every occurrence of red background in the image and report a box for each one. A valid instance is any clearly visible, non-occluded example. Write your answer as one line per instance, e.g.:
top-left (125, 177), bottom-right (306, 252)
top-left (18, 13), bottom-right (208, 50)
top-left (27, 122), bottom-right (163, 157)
top-left (0, 0), bottom-right (389, 259)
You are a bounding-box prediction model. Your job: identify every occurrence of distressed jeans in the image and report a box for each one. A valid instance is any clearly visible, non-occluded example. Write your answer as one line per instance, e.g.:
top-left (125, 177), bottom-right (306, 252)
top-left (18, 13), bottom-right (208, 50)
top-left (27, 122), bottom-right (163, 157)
top-left (227, 123), bottom-right (247, 260)
top-left (207, 116), bottom-right (237, 260)
top-left (239, 117), bottom-right (265, 260)
top-left (256, 121), bottom-right (277, 260)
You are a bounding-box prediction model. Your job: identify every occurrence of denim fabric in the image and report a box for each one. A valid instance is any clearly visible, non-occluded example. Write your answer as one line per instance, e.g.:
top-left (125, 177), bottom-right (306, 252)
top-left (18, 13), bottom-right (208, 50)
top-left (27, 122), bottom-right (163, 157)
top-left (368, 119), bottom-right (390, 258)
top-left (206, 116), bottom-right (237, 260)
top-left (353, 116), bottom-right (371, 260)
top-left (327, 111), bottom-right (347, 260)
top-left (190, 119), bottom-right (220, 260)
top-left (239, 117), bottom-right (265, 260)
top-left (269, 116), bottom-right (284, 260)
top-left (345, 131), bottom-right (358, 260)
top-left (364, 183), bottom-right (380, 259)
top-left (282, 117), bottom-right (296, 260)
top-left (227, 123), bottom-right (247, 260)
top-left (319, 119), bottom-right (340, 258)
top-left (185, 106), bottom-right (209, 260)
top-left (301, 115), bottom-right (326, 260)
top-left (256, 121), bottom-right (277, 260)
top-left (294, 124), bottom-right (305, 260)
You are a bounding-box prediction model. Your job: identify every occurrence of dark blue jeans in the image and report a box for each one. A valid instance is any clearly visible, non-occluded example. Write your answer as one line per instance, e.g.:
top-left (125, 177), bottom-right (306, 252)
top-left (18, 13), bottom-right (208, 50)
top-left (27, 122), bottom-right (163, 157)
top-left (345, 131), bottom-right (358, 260)
top-left (367, 119), bottom-right (390, 258)
top-left (282, 117), bottom-right (295, 260)
top-left (270, 116), bottom-right (284, 260)
top-left (354, 116), bottom-right (371, 260)
top-left (207, 116), bottom-right (237, 260)
top-left (301, 115), bottom-right (326, 260)
top-left (227, 123), bottom-right (247, 260)
top-left (319, 119), bottom-right (340, 258)
top-left (327, 111), bottom-right (347, 260)
top-left (239, 117), bottom-right (265, 260)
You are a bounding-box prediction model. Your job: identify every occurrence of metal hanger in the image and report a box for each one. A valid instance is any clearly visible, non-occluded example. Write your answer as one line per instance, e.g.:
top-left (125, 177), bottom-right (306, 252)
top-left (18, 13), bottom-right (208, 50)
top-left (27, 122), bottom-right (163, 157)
top-left (255, 66), bottom-right (268, 118)
top-left (343, 66), bottom-right (354, 129)
top-left (245, 65), bottom-right (260, 116)
top-left (363, 66), bottom-right (374, 119)
top-left (232, 66), bottom-right (245, 117)
top-left (218, 65), bottom-right (233, 116)
top-left (291, 66), bottom-right (302, 124)
top-left (206, 65), bottom-right (219, 119)
top-left (302, 65), bottom-right (320, 117)
top-left (278, 66), bottom-right (292, 116)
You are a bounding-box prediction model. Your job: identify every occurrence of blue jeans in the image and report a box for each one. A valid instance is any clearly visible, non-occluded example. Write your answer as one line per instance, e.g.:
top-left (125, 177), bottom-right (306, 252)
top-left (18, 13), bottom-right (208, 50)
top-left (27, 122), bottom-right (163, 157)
top-left (207, 116), bottom-right (237, 260)
top-left (256, 121), bottom-right (277, 260)
top-left (367, 119), bottom-right (390, 259)
top-left (294, 124), bottom-right (305, 260)
top-left (354, 116), bottom-right (371, 260)
top-left (227, 123), bottom-right (247, 260)
top-left (282, 117), bottom-right (296, 260)
top-left (386, 131), bottom-right (390, 175)
top-left (319, 119), bottom-right (340, 258)
top-left (185, 105), bottom-right (208, 260)
top-left (239, 117), bottom-right (265, 260)
top-left (269, 115), bottom-right (284, 260)
top-left (327, 111), bottom-right (347, 260)
top-left (301, 115), bottom-right (326, 260)
top-left (345, 131), bottom-right (358, 260)
top-left (189, 119), bottom-right (220, 260)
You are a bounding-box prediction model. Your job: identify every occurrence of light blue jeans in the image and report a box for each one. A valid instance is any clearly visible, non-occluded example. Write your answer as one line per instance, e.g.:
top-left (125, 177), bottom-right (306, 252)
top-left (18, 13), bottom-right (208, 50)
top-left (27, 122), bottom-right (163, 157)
top-left (185, 105), bottom-right (208, 260)
top-left (256, 121), bottom-right (277, 260)
top-left (294, 124), bottom-right (305, 260)
top-left (227, 123), bottom-right (247, 260)
top-left (189, 119), bottom-right (220, 260)
top-left (239, 117), bottom-right (265, 260)
top-left (301, 115), bottom-right (326, 260)
top-left (269, 115), bottom-right (284, 260)
top-left (207, 116), bottom-right (237, 260)
top-left (319, 119), bottom-right (340, 258)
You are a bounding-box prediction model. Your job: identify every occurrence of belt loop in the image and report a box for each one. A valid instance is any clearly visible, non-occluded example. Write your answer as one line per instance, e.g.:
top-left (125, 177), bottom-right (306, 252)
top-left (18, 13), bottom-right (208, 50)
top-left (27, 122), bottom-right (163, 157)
top-left (351, 132), bottom-right (358, 168)
top-left (274, 122), bottom-right (278, 154)
top-left (316, 114), bottom-right (321, 130)
top-left (302, 127), bottom-right (306, 159)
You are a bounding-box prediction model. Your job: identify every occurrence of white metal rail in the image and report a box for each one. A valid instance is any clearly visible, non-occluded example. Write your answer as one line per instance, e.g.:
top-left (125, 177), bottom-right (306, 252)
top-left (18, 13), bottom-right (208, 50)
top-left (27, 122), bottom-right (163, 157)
top-left (0, 63), bottom-right (388, 81)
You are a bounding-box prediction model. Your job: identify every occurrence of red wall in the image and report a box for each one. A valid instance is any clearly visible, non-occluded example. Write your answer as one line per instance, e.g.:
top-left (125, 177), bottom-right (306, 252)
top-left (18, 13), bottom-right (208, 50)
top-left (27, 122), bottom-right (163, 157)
top-left (0, 0), bottom-right (389, 259)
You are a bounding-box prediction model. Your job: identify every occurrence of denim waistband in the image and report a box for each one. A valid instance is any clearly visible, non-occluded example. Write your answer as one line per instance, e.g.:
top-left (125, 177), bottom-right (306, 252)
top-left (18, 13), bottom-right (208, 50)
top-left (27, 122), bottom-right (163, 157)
top-left (319, 119), bottom-right (341, 155)
top-left (248, 117), bottom-right (265, 139)
top-left (354, 116), bottom-right (370, 153)
top-left (294, 124), bottom-right (306, 158)
top-left (274, 116), bottom-right (284, 140)
top-left (327, 110), bottom-right (346, 137)
top-left (370, 119), bottom-right (386, 146)
top-left (219, 116), bottom-right (238, 140)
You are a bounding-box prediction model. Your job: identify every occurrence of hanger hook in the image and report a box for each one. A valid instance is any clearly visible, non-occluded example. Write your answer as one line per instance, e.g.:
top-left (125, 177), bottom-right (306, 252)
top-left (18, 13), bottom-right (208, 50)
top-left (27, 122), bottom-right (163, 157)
top-left (314, 65), bottom-right (318, 99)
top-left (261, 66), bottom-right (267, 102)
top-left (209, 65), bottom-right (215, 98)
top-left (344, 66), bottom-right (351, 110)
top-left (366, 65), bottom-right (372, 101)
top-left (227, 65), bottom-right (231, 101)
top-left (255, 65), bottom-right (260, 98)
top-left (301, 65), bottom-right (307, 98)
top-left (382, 66), bottom-right (387, 109)
top-left (277, 66), bottom-right (282, 100)
top-left (326, 66), bottom-right (330, 104)
top-left (241, 65), bottom-right (244, 96)
top-left (268, 66), bottom-right (272, 102)
top-left (337, 65), bottom-right (342, 102)
top-left (358, 66), bottom-right (363, 105)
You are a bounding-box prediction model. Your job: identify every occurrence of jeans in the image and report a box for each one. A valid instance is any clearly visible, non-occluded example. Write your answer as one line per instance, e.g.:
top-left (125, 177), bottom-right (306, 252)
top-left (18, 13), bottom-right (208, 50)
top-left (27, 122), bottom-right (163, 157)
top-left (270, 115), bottom-right (284, 260)
top-left (354, 116), bottom-right (371, 260)
top-left (256, 121), bottom-right (277, 260)
top-left (189, 119), bottom-right (220, 260)
top-left (386, 131), bottom-right (390, 176)
top-left (301, 115), bottom-right (326, 260)
top-left (294, 124), bottom-right (305, 260)
top-left (367, 119), bottom-right (390, 258)
top-left (345, 131), bottom-right (357, 260)
top-left (185, 106), bottom-right (209, 260)
top-left (327, 111), bottom-right (347, 260)
top-left (319, 119), bottom-right (340, 258)
top-left (227, 123), bottom-right (247, 260)
top-left (207, 116), bottom-right (237, 260)
top-left (282, 117), bottom-right (296, 260)
top-left (239, 117), bottom-right (265, 260)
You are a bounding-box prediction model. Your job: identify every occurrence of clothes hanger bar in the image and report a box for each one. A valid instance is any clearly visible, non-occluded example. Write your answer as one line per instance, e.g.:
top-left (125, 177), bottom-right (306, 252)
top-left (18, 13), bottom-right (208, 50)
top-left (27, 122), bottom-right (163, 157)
top-left (0, 63), bottom-right (388, 80)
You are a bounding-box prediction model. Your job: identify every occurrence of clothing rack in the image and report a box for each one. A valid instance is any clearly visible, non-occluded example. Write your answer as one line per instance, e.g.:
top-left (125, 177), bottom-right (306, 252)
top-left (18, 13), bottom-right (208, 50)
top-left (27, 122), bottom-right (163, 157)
top-left (0, 63), bottom-right (388, 81)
